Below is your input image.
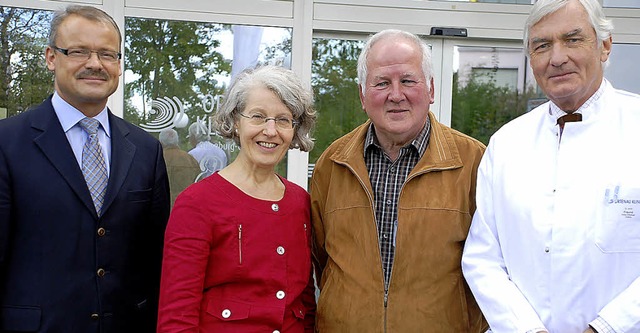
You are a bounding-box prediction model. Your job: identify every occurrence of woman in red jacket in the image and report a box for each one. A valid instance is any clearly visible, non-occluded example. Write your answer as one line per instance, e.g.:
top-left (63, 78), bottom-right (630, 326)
top-left (157, 65), bottom-right (317, 333)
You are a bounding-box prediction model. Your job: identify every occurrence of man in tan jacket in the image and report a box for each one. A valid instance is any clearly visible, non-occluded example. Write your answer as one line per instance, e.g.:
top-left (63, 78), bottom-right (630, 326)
top-left (159, 128), bottom-right (200, 208)
top-left (310, 29), bottom-right (487, 332)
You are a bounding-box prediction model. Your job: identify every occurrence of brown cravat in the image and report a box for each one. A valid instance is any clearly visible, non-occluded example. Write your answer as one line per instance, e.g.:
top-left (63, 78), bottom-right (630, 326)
top-left (557, 112), bottom-right (582, 139)
top-left (557, 112), bottom-right (582, 129)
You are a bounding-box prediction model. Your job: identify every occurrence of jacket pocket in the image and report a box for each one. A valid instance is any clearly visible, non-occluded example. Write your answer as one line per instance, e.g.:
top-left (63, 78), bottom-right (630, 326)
top-left (597, 186), bottom-right (640, 253)
top-left (206, 298), bottom-right (251, 321)
top-left (290, 299), bottom-right (306, 320)
top-left (127, 188), bottom-right (152, 203)
top-left (0, 305), bottom-right (41, 331)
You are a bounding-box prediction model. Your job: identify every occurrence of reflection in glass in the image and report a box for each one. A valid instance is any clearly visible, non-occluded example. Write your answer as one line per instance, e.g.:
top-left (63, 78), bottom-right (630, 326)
top-left (124, 17), bottom-right (291, 175)
top-left (0, 6), bottom-right (53, 119)
top-left (451, 46), bottom-right (543, 144)
top-left (606, 43), bottom-right (640, 94)
top-left (310, 38), bottom-right (366, 166)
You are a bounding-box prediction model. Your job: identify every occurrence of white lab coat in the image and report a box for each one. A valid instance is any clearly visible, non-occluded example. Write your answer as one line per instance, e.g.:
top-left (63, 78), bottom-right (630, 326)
top-left (462, 80), bottom-right (640, 333)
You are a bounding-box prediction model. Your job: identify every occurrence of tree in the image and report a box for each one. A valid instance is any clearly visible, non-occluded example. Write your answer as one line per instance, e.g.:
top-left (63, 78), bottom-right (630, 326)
top-left (0, 7), bottom-right (53, 117)
top-left (124, 17), bottom-right (231, 132)
top-left (309, 38), bottom-right (366, 164)
top-left (451, 71), bottom-right (540, 145)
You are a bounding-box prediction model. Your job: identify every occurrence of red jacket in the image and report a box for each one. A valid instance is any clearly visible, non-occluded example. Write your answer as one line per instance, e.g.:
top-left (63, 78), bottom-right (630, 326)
top-left (158, 172), bottom-right (316, 332)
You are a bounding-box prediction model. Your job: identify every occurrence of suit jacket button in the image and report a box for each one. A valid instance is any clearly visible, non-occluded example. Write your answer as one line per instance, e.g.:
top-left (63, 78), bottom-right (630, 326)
top-left (97, 268), bottom-right (106, 277)
top-left (97, 228), bottom-right (106, 237)
top-left (221, 309), bottom-right (231, 318)
top-left (91, 313), bottom-right (99, 320)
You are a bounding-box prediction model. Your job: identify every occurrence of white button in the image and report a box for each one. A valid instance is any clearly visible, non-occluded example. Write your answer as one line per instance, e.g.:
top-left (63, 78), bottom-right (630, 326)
top-left (276, 290), bottom-right (285, 299)
top-left (386, 200), bottom-right (392, 205)
top-left (221, 309), bottom-right (231, 318)
top-left (271, 203), bottom-right (279, 212)
top-left (277, 246), bottom-right (285, 255)
top-left (273, 331), bottom-right (281, 333)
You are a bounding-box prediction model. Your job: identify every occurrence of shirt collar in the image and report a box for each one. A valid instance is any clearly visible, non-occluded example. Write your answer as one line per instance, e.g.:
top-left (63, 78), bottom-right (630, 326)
top-left (548, 79), bottom-right (606, 122)
top-left (52, 91), bottom-right (111, 137)
top-left (364, 117), bottom-right (431, 159)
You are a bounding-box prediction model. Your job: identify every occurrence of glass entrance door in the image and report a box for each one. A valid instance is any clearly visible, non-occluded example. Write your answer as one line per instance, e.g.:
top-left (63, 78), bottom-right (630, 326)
top-left (434, 38), bottom-right (541, 145)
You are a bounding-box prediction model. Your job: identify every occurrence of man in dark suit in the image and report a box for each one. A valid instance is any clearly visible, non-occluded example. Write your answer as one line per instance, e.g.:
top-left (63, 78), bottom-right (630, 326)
top-left (0, 5), bottom-right (170, 332)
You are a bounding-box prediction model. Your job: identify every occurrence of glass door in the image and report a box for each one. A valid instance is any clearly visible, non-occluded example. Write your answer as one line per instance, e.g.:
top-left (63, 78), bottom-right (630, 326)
top-left (436, 38), bottom-right (542, 145)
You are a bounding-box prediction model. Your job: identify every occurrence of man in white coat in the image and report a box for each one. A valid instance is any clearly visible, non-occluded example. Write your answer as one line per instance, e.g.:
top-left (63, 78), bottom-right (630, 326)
top-left (461, 0), bottom-right (640, 332)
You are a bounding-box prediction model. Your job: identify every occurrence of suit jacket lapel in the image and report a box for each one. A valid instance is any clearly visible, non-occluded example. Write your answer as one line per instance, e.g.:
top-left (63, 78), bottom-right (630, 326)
top-left (102, 111), bottom-right (135, 214)
top-left (31, 100), bottom-right (97, 216)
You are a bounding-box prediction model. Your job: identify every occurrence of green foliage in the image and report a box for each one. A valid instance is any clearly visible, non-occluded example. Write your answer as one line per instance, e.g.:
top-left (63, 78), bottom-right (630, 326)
top-left (0, 7), bottom-right (53, 117)
top-left (310, 38), bottom-right (366, 164)
top-left (124, 17), bottom-right (231, 129)
top-left (451, 71), bottom-right (540, 145)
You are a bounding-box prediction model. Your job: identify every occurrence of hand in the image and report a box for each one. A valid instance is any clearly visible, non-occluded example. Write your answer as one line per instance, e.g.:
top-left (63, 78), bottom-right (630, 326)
top-left (583, 328), bottom-right (596, 333)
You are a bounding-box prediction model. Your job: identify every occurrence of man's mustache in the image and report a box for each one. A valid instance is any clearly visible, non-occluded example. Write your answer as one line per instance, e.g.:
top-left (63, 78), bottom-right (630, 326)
top-left (76, 70), bottom-right (109, 80)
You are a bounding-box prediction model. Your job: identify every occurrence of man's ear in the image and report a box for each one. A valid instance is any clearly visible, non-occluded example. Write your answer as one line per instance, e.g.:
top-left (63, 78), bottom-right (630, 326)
top-left (428, 77), bottom-right (435, 104)
top-left (600, 36), bottom-right (613, 63)
top-left (45, 46), bottom-right (56, 72)
top-left (358, 85), bottom-right (366, 112)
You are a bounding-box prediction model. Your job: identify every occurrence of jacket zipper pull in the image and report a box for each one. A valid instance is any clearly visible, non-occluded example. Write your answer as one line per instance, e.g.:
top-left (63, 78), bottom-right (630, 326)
top-left (384, 290), bottom-right (388, 307)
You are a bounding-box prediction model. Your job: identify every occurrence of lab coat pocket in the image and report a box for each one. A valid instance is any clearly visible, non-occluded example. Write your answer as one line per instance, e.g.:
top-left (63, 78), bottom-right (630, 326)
top-left (596, 186), bottom-right (640, 253)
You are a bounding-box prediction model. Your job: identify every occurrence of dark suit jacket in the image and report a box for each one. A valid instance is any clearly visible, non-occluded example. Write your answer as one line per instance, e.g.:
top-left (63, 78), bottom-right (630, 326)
top-left (0, 97), bottom-right (170, 332)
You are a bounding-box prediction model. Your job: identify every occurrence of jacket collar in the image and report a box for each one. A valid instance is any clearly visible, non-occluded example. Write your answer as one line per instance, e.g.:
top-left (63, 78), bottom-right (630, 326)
top-left (30, 97), bottom-right (136, 218)
top-left (329, 112), bottom-right (464, 178)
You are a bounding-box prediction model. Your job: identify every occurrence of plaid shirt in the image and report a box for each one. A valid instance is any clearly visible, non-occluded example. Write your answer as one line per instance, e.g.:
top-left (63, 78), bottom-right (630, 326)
top-left (364, 118), bottom-right (431, 290)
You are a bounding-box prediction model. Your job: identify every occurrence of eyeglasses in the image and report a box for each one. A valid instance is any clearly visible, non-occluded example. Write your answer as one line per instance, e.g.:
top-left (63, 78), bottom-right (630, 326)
top-left (52, 46), bottom-right (121, 63)
top-left (239, 113), bottom-right (298, 130)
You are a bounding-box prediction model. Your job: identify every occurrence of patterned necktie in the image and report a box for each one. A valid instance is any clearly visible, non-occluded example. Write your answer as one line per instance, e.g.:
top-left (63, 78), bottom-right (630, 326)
top-left (78, 117), bottom-right (109, 216)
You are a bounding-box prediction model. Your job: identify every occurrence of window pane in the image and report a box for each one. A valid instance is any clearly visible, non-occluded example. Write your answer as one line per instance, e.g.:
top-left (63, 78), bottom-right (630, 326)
top-left (438, 0), bottom-right (532, 4)
top-left (124, 18), bottom-right (291, 177)
top-left (0, 6), bottom-right (53, 119)
top-left (603, 0), bottom-right (640, 8)
top-left (451, 46), bottom-right (543, 144)
top-left (310, 37), bottom-right (366, 168)
top-left (606, 43), bottom-right (640, 94)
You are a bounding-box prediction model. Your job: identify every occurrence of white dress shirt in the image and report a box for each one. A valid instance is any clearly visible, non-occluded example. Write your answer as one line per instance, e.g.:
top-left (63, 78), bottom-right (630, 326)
top-left (52, 92), bottom-right (111, 174)
top-left (462, 80), bottom-right (640, 333)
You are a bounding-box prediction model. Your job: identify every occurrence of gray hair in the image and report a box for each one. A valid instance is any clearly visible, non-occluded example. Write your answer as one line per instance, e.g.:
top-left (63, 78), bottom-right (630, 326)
top-left (524, 0), bottom-right (613, 53)
top-left (49, 5), bottom-right (122, 48)
top-left (159, 128), bottom-right (179, 147)
top-left (188, 121), bottom-right (211, 143)
top-left (357, 29), bottom-right (433, 96)
top-left (213, 65), bottom-right (316, 152)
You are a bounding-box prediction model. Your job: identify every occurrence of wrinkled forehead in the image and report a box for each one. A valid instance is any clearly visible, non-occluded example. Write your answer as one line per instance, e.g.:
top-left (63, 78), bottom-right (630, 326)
top-left (529, 4), bottom-right (593, 41)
